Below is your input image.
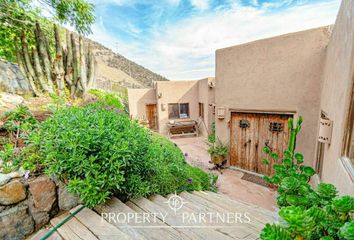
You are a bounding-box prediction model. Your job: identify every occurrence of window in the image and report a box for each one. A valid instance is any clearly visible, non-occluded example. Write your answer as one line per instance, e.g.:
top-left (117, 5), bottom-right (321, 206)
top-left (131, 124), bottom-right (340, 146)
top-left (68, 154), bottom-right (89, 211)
top-left (343, 87), bottom-right (354, 165)
top-left (168, 103), bottom-right (190, 119)
top-left (199, 102), bottom-right (204, 119)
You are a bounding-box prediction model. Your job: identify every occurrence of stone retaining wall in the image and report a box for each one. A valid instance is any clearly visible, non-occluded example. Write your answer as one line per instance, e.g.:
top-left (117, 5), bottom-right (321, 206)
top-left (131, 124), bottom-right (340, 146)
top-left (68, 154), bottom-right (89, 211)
top-left (0, 175), bottom-right (80, 240)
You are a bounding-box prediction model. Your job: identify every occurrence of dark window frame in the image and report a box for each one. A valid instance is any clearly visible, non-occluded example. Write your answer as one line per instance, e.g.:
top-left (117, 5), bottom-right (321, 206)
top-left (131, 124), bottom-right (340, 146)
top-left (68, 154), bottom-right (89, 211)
top-left (199, 102), bottom-right (204, 119)
top-left (168, 103), bottom-right (190, 119)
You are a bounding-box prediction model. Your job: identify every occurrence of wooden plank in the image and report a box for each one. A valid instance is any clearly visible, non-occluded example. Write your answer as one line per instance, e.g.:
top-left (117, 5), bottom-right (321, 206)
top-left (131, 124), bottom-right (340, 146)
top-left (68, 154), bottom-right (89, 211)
top-left (130, 197), bottom-right (233, 240)
top-left (96, 197), bottom-right (184, 240)
top-left (50, 212), bottom-right (98, 240)
top-left (94, 198), bottom-right (146, 240)
top-left (198, 191), bottom-right (276, 220)
top-left (69, 206), bottom-right (131, 240)
top-left (172, 192), bottom-right (257, 239)
top-left (153, 194), bottom-right (257, 239)
top-left (29, 229), bottom-right (63, 240)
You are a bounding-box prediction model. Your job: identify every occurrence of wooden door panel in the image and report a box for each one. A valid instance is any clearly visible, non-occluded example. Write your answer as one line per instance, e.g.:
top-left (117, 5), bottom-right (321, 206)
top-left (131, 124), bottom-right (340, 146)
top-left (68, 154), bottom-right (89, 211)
top-left (258, 114), bottom-right (290, 175)
top-left (146, 104), bottom-right (157, 130)
top-left (230, 112), bottom-right (291, 175)
top-left (230, 113), bottom-right (259, 172)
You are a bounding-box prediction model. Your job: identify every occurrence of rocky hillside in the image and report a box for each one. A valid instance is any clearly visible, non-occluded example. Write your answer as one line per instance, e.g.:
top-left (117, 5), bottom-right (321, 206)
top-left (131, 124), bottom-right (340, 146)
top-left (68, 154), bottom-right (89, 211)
top-left (85, 39), bottom-right (168, 91)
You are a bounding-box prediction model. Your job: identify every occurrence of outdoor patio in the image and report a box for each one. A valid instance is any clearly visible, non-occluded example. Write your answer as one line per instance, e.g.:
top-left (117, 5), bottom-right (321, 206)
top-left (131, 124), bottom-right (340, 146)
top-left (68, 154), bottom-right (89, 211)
top-left (172, 137), bottom-right (277, 211)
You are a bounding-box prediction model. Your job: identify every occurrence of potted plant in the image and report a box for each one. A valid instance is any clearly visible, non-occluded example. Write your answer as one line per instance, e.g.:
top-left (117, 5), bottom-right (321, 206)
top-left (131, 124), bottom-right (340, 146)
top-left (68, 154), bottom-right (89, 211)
top-left (207, 139), bottom-right (228, 166)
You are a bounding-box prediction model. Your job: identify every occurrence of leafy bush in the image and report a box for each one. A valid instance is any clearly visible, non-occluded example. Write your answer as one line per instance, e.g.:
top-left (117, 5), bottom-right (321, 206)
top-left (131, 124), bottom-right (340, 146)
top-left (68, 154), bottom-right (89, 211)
top-left (208, 122), bottom-right (216, 144)
top-left (1, 105), bottom-right (37, 138)
top-left (207, 139), bottom-right (228, 157)
top-left (260, 117), bottom-right (354, 240)
top-left (89, 89), bottom-right (127, 113)
top-left (28, 103), bottom-right (216, 207)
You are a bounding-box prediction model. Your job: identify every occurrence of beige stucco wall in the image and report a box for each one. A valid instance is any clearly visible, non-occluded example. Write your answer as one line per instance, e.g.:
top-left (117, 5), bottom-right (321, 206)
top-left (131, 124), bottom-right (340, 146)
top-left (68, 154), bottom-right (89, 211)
top-left (319, 0), bottom-right (354, 195)
top-left (215, 27), bottom-right (331, 166)
top-left (198, 78), bottom-right (216, 136)
top-left (127, 88), bottom-right (157, 120)
top-left (156, 80), bottom-right (200, 135)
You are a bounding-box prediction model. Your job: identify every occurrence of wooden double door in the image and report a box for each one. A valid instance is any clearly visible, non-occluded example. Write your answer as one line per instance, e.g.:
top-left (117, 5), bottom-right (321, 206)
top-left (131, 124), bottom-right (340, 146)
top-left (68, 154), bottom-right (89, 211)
top-left (230, 112), bottom-right (292, 175)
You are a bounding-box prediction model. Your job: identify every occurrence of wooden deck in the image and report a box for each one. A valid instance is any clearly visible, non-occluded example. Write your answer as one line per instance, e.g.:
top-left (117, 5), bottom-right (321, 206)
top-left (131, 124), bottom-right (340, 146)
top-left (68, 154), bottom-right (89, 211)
top-left (32, 191), bottom-right (276, 240)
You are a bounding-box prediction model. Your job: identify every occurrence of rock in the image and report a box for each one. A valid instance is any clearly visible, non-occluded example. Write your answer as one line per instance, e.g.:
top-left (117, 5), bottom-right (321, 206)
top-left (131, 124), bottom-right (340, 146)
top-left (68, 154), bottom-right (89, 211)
top-left (0, 180), bottom-right (26, 205)
top-left (28, 194), bottom-right (49, 230)
top-left (0, 92), bottom-right (24, 105)
top-left (0, 171), bottom-right (23, 186)
top-left (0, 205), bottom-right (34, 240)
top-left (28, 176), bottom-right (56, 212)
top-left (58, 182), bottom-right (80, 211)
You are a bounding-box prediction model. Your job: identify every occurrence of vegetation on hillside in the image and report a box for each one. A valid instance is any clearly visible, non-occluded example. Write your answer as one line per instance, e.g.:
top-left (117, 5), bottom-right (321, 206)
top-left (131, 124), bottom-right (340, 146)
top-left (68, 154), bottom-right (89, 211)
top-left (260, 117), bottom-right (354, 240)
top-left (0, 95), bottom-right (217, 208)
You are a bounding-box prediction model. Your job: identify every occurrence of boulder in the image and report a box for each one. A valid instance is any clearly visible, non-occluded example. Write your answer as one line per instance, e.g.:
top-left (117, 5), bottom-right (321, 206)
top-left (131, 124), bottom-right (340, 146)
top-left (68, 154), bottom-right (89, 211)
top-left (0, 205), bottom-right (34, 240)
top-left (0, 180), bottom-right (26, 205)
top-left (28, 176), bottom-right (56, 212)
top-left (58, 182), bottom-right (80, 211)
top-left (0, 170), bottom-right (25, 186)
top-left (28, 194), bottom-right (50, 230)
top-left (0, 92), bottom-right (24, 105)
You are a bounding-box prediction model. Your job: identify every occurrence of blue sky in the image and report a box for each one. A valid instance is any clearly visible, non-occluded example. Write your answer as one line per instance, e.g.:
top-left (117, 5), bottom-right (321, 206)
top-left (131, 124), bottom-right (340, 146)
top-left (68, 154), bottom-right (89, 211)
top-left (89, 0), bottom-right (341, 79)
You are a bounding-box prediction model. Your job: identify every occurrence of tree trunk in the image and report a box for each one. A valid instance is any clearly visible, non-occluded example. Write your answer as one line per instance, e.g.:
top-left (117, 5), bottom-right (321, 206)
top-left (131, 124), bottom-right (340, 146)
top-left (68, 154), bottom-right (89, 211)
top-left (79, 36), bottom-right (87, 93)
top-left (20, 33), bottom-right (40, 96)
top-left (53, 24), bottom-right (65, 95)
top-left (87, 45), bottom-right (96, 89)
top-left (64, 30), bottom-right (73, 86)
top-left (71, 33), bottom-right (79, 96)
top-left (14, 38), bottom-right (34, 94)
top-left (32, 49), bottom-right (50, 93)
top-left (35, 22), bottom-right (54, 93)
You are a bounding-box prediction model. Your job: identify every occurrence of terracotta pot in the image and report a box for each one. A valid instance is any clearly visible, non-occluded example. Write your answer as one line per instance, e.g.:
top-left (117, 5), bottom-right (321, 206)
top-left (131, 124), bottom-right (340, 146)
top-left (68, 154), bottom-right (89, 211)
top-left (212, 155), bottom-right (225, 165)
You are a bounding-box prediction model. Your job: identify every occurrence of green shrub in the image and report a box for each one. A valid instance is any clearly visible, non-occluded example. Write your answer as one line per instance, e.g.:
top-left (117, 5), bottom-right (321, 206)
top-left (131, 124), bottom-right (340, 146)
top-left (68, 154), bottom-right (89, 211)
top-left (28, 103), bottom-right (216, 207)
top-left (1, 105), bottom-right (37, 138)
top-left (260, 117), bottom-right (354, 240)
top-left (89, 89), bottom-right (127, 113)
top-left (208, 122), bottom-right (216, 144)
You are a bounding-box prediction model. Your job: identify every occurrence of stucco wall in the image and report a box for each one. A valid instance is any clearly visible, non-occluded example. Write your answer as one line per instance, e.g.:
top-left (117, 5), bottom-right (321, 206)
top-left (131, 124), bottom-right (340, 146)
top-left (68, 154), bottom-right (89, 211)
top-left (156, 80), bottom-right (200, 135)
top-left (198, 78), bottom-right (215, 136)
top-left (215, 27), bottom-right (331, 166)
top-left (319, 0), bottom-right (354, 195)
top-left (127, 88), bottom-right (157, 120)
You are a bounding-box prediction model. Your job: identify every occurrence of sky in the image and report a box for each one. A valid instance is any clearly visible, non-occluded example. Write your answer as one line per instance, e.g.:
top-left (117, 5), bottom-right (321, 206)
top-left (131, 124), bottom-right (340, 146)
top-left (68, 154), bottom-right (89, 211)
top-left (88, 0), bottom-right (341, 80)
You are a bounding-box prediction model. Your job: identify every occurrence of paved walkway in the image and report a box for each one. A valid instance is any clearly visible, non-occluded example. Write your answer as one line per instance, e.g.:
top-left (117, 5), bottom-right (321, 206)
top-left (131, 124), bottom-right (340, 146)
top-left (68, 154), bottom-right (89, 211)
top-left (172, 137), bottom-right (277, 211)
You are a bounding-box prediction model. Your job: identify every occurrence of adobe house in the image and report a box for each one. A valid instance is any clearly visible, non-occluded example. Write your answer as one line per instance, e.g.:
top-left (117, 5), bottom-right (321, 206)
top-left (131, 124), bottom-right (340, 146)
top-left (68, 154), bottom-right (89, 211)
top-left (127, 77), bottom-right (215, 136)
top-left (215, 0), bottom-right (353, 195)
top-left (128, 0), bottom-right (353, 195)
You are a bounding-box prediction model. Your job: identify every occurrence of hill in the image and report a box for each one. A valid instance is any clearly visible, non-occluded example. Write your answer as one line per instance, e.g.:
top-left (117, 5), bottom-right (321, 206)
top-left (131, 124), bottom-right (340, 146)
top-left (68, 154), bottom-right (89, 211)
top-left (86, 39), bottom-right (169, 91)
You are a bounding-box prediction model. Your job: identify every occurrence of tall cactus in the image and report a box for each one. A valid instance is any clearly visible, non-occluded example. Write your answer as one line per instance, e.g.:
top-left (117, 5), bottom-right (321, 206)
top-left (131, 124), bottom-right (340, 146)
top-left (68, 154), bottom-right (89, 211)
top-left (15, 22), bottom-right (96, 97)
top-left (287, 116), bottom-right (303, 155)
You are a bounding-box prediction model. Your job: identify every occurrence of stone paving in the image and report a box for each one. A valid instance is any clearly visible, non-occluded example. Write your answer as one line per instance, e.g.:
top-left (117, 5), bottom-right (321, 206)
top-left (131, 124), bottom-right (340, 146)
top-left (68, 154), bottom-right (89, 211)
top-left (172, 136), bottom-right (277, 211)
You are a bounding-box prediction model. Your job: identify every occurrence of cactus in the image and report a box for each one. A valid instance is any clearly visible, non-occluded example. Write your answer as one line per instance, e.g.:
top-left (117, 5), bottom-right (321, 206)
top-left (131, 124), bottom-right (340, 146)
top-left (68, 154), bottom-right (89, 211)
top-left (14, 22), bottom-right (96, 97)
